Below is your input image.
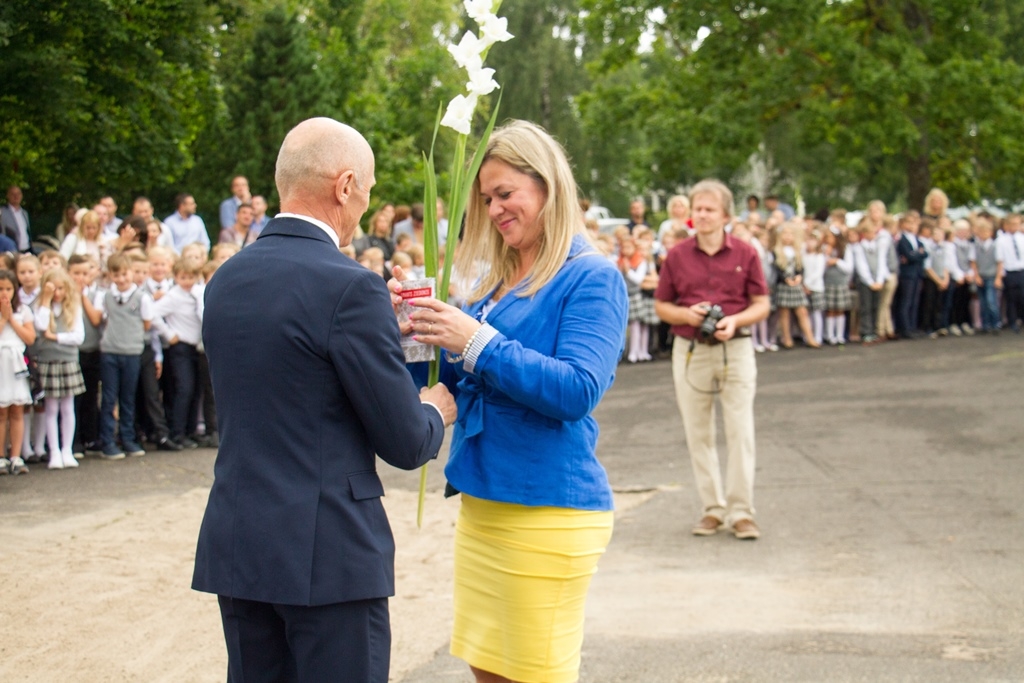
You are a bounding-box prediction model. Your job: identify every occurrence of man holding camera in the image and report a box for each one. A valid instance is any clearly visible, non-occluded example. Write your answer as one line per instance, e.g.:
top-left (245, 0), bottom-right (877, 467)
top-left (655, 179), bottom-right (770, 540)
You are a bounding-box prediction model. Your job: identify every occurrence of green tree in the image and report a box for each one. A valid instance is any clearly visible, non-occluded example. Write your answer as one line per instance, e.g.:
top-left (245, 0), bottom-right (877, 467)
top-left (230, 7), bottom-right (329, 208)
top-left (484, 1), bottom-right (596, 193)
top-left (342, 0), bottom-right (464, 209)
top-left (581, 0), bottom-right (1024, 210)
top-left (0, 0), bottom-right (222, 224)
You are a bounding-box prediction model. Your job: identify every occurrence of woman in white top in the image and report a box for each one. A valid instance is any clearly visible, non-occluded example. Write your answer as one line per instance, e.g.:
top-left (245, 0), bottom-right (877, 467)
top-left (59, 210), bottom-right (113, 266)
top-left (657, 194), bottom-right (692, 240)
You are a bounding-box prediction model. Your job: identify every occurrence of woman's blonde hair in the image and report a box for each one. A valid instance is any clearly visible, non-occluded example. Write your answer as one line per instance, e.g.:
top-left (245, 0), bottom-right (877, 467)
top-left (40, 267), bottom-right (80, 332)
top-left (924, 188), bottom-right (949, 216)
top-left (667, 194), bottom-right (690, 214)
top-left (458, 120), bottom-right (585, 303)
top-left (772, 222), bottom-right (804, 271)
top-left (79, 210), bottom-right (102, 239)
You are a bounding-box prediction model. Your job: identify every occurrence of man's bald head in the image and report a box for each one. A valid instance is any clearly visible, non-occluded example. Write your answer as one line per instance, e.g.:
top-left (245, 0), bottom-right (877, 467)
top-left (276, 118), bottom-right (373, 204)
top-left (275, 118), bottom-right (375, 245)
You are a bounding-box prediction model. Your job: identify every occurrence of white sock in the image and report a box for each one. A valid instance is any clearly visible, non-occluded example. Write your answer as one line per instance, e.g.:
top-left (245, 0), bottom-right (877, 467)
top-left (22, 413), bottom-right (32, 455)
top-left (812, 310), bottom-right (823, 344)
top-left (825, 316), bottom-right (836, 343)
top-left (628, 321), bottom-right (642, 360)
top-left (59, 396), bottom-right (76, 457)
top-left (44, 399), bottom-right (60, 457)
top-left (33, 410), bottom-right (47, 456)
top-left (639, 325), bottom-right (651, 358)
top-left (836, 316), bottom-right (846, 341)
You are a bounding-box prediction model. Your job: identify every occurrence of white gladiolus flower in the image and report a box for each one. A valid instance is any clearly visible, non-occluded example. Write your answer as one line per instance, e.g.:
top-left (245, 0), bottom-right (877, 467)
top-left (464, 0), bottom-right (494, 22)
top-left (441, 93), bottom-right (479, 135)
top-left (467, 67), bottom-right (499, 97)
top-left (478, 14), bottom-right (513, 48)
top-left (448, 31), bottom-right (485, 72)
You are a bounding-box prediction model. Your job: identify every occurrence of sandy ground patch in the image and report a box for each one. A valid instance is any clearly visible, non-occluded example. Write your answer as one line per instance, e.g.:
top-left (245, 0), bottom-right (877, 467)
top-left (0, 484), bottom-right (651, 682)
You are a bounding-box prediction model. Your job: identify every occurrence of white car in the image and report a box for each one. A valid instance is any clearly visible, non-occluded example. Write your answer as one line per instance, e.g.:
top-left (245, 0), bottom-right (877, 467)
top-left (585, 206), bottom-right (630, 234)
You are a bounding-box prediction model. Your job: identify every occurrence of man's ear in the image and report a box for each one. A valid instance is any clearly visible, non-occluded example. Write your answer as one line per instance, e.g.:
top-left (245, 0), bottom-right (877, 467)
top-left (335, 170), bottom-right (356, 206)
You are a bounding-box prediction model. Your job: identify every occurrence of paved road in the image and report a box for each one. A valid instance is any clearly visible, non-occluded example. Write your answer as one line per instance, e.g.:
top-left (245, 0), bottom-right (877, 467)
top-left (398, 333), bottom-right (1024, 682)
top-left (4, 333), bottom-right (1022, 682)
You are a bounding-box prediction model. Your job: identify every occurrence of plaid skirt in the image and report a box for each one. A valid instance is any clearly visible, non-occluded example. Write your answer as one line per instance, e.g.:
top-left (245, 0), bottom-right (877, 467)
top-left (629, 292), bottom-right (659, 324)
top-left (824, 283), bottom-right (853, 311)
top-left (38, 360), bottom-right (85, 398)
top-left (774, 283), bottom-right (809, 309)
top-left (807, 290), bottom-right (825, 311)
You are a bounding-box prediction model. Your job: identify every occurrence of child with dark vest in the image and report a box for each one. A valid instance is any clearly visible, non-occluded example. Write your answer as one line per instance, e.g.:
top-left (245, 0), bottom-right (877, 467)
top-left (95, 253), bottom-right (154, 459)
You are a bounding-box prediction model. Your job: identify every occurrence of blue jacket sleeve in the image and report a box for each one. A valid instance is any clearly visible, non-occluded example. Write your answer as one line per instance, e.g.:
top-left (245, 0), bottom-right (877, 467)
top-left (471, 263), bottom-right (628, 423)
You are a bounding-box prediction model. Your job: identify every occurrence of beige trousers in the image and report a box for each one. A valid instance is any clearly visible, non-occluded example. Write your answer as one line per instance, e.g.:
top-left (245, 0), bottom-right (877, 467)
top-left (876, 274), bottom-right (898, 337)
top-left (671, 336), bottom-right (757, 524)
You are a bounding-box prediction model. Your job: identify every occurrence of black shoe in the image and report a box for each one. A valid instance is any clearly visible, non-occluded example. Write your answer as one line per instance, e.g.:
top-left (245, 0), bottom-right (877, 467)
top-left (199, 433), bottom-right (219, 449)
top-left (175, 436), bottom-right (199, 449)
top-left (157, 437), bottom-right (183, 452)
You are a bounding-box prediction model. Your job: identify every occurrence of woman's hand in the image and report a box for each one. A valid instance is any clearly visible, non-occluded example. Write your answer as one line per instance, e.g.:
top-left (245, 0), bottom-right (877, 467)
top-left (386, 265), bottom-right (414, 336)
top-left (0, 297), bottom-right (11, 322)
top-left (409, 297), bottom-right (482, 354)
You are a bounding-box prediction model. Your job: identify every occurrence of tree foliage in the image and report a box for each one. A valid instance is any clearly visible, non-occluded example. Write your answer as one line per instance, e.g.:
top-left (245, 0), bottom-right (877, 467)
top-left (0, 0), bottom-right (221, 217)
top-left (2, 0), bottom-right (465, 228)
top-left (581, 0), bottom-right (1024, 211)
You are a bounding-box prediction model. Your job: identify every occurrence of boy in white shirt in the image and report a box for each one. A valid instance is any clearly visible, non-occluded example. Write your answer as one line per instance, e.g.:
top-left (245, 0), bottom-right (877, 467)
top-left (95, 253), bottom-right (154, 459)
top-left (151, 259), bottom-right (204, 448)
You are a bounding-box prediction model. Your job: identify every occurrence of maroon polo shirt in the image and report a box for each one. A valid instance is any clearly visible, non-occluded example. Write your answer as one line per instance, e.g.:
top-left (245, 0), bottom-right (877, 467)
top-left (655, 233), bottom-right (768, 340)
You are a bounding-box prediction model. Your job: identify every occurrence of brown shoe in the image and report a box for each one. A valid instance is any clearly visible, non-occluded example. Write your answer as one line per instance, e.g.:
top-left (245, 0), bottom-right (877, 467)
top-left (732, 518), bottom-right (760, 540)
top-left (691, 515), bottom-right (723, 536)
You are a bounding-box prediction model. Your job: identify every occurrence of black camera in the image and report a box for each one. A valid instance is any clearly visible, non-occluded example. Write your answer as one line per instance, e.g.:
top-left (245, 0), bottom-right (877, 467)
top-left (698, 304), bottom-right (725, 340)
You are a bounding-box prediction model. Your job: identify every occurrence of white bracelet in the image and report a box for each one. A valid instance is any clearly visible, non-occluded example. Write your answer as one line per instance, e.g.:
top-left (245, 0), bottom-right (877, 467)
top-left (445, 326), bottom-right (482, 364)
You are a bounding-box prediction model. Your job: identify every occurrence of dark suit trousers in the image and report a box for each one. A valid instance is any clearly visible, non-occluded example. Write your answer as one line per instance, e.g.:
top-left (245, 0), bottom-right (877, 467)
top-left (895, 276), bottom-right (922, 334)
top-left (951, 280), bottom-right (973, 327)
top-left (136, 345), bottom-right (169, 442)
top-left (187, 351), bottom-right (216, 437)
top-left (218, 596), bottom-right (390, 683)
top-left (73, 349), bottom-right (101, 449)
top-left (918, 279), bottom-right (940, 332)
top-left (164, 342), bottom-right (198, 439)
top-left (1005, 271), bottom-right (1024, 327)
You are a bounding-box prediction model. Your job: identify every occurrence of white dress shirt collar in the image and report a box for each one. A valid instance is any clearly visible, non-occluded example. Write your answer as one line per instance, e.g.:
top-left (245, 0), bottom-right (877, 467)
top-left (276, 213), bottom-right (340, 249)
top-left (110, 283), bottom-right (138, 302)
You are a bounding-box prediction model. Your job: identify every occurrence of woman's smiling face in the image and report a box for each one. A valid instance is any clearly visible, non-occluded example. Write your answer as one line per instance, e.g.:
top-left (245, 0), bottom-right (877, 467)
top-left (478, 159), bottom-right (547, 258)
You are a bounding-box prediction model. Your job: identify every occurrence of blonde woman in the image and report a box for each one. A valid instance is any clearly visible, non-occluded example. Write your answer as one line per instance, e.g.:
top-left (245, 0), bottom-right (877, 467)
top-left (923, 187), bottom-right (949, 221)
top-left (403, 120), bottom-right (629, 683)
top-left (59, 209), bottom-right (112, 266)
top-left (658, 194), bottom-right (691, 239)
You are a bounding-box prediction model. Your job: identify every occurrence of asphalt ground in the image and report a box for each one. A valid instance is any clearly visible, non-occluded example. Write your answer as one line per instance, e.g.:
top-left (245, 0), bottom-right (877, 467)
top-left (3, 331), bottom-right (1022, 682)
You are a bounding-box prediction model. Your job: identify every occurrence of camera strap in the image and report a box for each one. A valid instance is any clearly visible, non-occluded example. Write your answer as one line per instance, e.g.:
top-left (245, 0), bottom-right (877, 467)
top-left (684, 337), bottom-right (729, 395)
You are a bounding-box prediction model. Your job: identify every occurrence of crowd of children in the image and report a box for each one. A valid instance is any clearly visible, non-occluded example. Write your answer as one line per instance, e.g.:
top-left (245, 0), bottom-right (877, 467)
top-left (11, 187), bottom-right (1014, 475)
top-left (594, 189), bottom-right (1023, 359)
top-left (0, 215), bottom-right (239, 475)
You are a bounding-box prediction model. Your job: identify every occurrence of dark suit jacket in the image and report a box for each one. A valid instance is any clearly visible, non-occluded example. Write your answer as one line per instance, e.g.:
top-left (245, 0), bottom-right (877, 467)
top-left (192, 217), bottom-right (446, 606)
top-left (897, 233), bottom-right (928, 280)
top-left (0, 205), bottom-right (29, 250)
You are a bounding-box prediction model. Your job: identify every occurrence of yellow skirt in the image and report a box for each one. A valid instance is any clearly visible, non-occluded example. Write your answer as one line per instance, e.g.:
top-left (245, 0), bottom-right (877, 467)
top-left (450, 494), bottom-right (614, 683)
